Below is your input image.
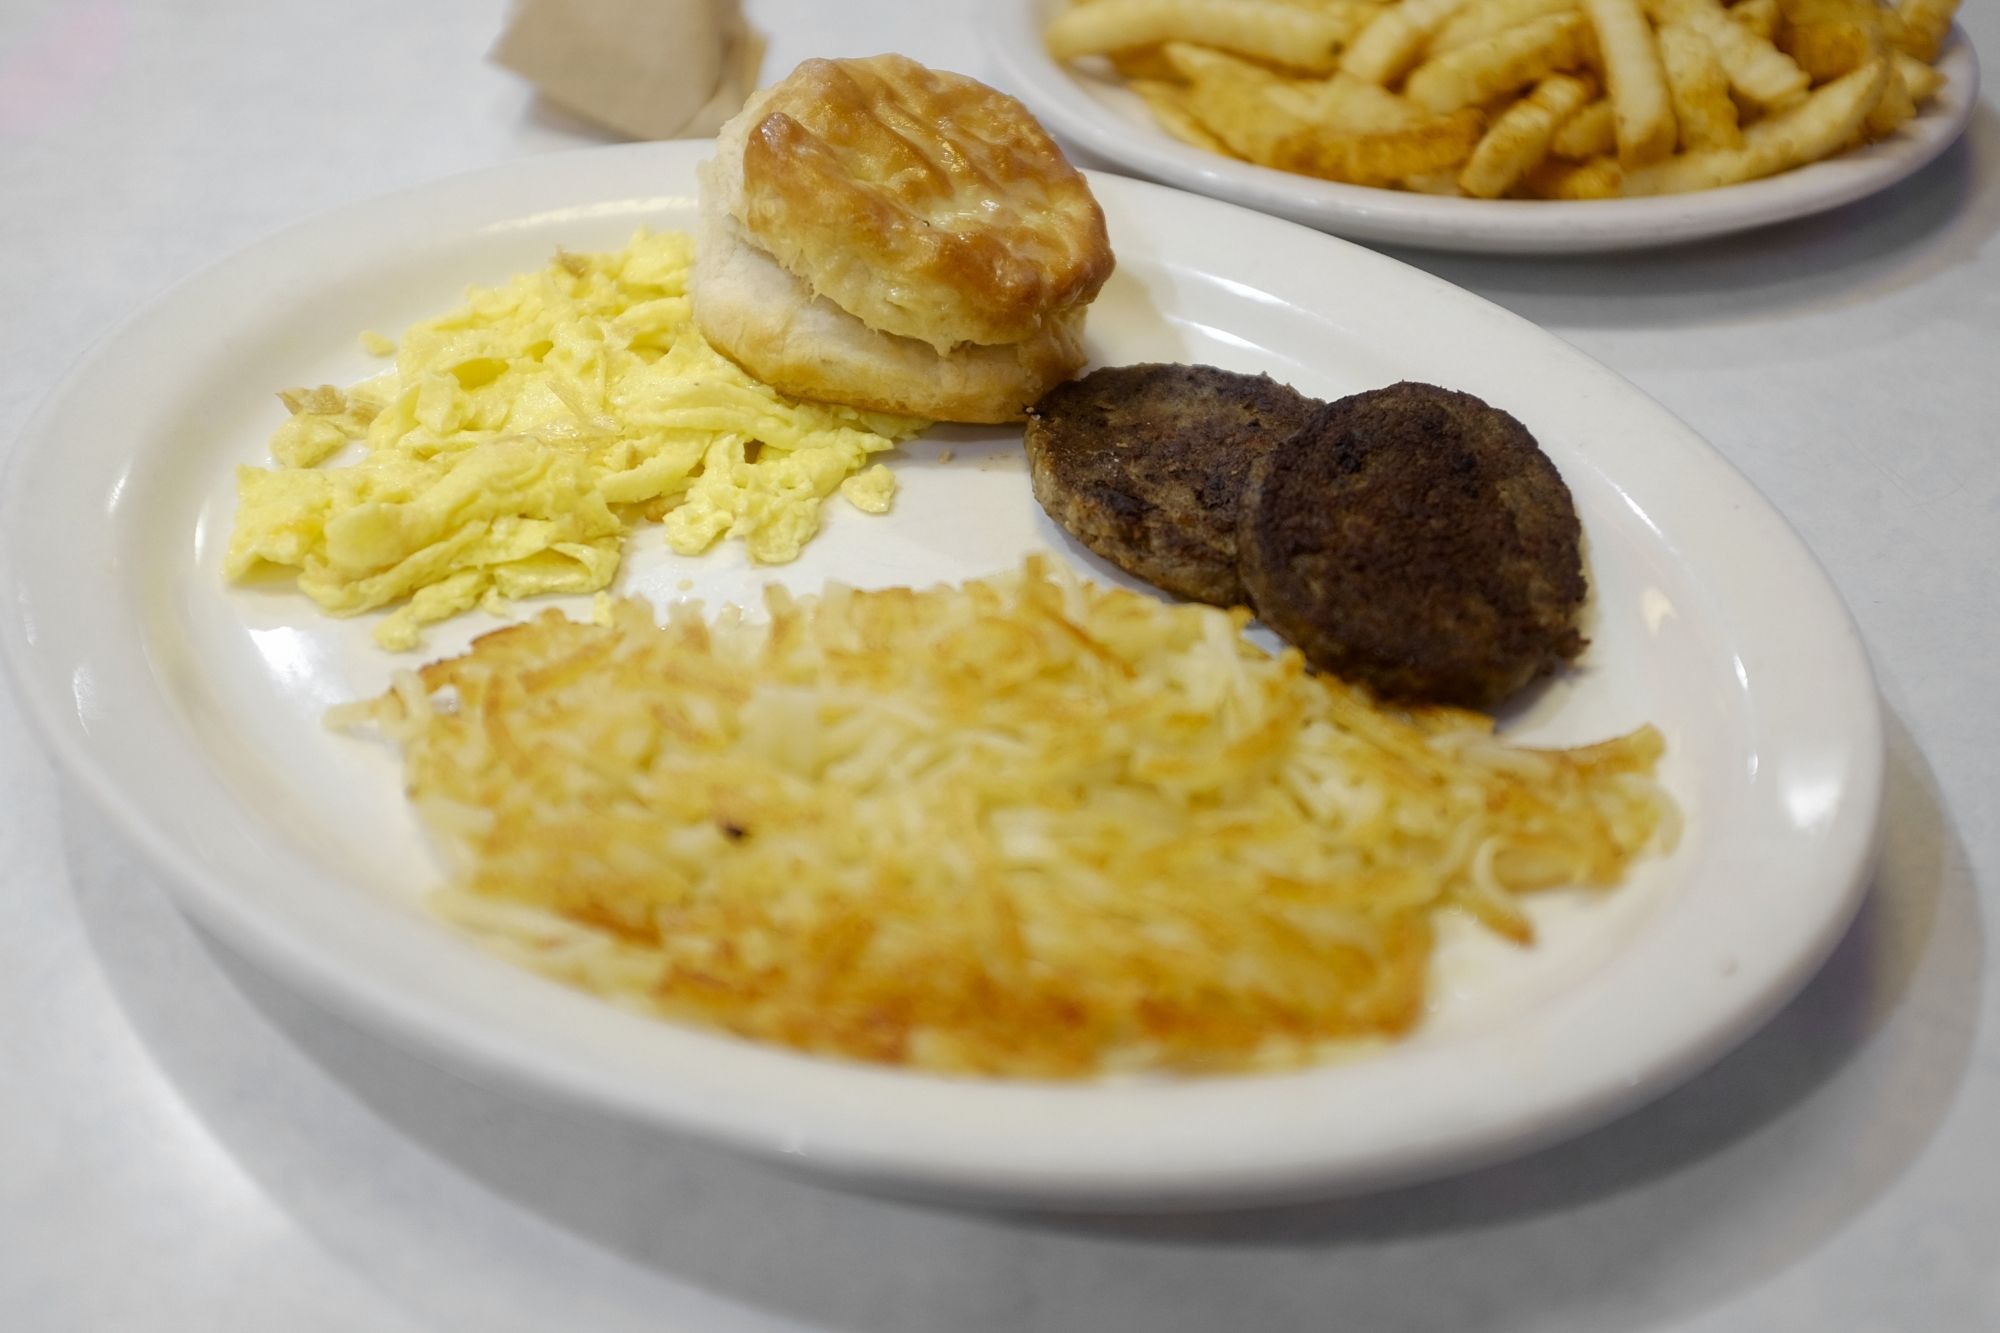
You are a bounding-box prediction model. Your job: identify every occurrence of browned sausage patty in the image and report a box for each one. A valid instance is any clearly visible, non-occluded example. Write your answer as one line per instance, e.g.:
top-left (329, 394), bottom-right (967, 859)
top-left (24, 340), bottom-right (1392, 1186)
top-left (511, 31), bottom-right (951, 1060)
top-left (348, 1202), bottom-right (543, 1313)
top-left (1238, 381), bottom-right (1586, 708)
top-left (1025, 363), bottom-right (1320, 607)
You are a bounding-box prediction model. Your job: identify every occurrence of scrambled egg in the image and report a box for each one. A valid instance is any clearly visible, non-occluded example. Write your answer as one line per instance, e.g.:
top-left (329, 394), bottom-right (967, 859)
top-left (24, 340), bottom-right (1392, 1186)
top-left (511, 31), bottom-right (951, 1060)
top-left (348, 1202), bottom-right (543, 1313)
top-left (225, 231), bottom-right (925, 650)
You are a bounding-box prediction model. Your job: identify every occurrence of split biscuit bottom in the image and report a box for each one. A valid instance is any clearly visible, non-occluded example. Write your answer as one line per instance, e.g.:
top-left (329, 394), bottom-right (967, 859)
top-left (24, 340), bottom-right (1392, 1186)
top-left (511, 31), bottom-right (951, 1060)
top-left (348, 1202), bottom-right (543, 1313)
top-left (691, 175), bottom-right (1088, 425)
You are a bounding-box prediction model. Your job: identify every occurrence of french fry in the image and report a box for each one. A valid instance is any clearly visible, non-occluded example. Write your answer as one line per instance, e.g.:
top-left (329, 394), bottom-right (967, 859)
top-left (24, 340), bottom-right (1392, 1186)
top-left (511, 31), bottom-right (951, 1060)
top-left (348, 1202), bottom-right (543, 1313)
top-left (1623, 54), bottom-right (1889, 192)
top-left (1776, 0), bottom-right (1884, 82)
top-left (1109, 46), bottom-right (1185, 82)
top-left (1894, 48), bottom-right (1945, 103)
top-left (1170, 42), bottom-right (1484, 183)
top-left (1888, 0), bottom-right (1959, 64)
top-left (1522, 153), bottom-right (1625, 196)
top-left (1164, 42), bottom-right (1424, 130)
top-left (1340, 0), bottom-right (1478, 84)
top-left (1551, 97), bottom-right (1617, 156)
top-left (1863, 59), bottom-right (1917, 138)
top-left (1160, 38), bottom-right (1294, 96)
top-left (1404, 10), bottom-right (1591, 111)
top-left (1049, 0), bottom-right (1953, 201)
top-left (1458, 72), bottom-right (1595, 195)
top-left (1297, 109), bottom-right (1487, 182)
top-left (1128, 78), bottom-right (1234, 152)
top-left (1430, 0), bottom-right (1579, 54)
top-left (1729, 0), bottom-right (1780, 41)
top-left (1046, 0), bottom-right (1366, 73)
top-left (1306, 72), bottom-right (1435, 128)
top-left (1657, 23), bottom-right (1742, 151)
top-left (1649, 0), bottom-right (1812, 110)
top-left (1583, 0), bottom-right (1678, 166)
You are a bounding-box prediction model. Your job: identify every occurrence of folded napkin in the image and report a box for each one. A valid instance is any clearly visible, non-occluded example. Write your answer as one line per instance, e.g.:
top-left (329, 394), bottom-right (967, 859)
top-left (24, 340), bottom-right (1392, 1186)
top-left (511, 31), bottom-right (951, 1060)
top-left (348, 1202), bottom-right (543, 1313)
top-left (492, 0), bottom-right (763, 140)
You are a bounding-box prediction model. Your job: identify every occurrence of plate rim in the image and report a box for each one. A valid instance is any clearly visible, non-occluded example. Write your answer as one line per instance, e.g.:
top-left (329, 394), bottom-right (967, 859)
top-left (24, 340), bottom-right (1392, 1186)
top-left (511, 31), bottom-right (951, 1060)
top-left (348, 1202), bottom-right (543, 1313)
top-left (0, 139), bottom-right (1886, 1208)
top-left (979, 1), bottom-right (1981, 255)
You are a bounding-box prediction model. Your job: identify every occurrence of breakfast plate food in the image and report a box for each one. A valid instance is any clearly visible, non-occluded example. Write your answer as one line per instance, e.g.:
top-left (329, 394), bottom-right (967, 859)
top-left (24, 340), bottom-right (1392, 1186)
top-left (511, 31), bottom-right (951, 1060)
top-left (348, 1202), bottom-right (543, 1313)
top-left (0, 137), bottom-right (1881, 1208)
top-left (980, 0), bottom-right (1978, 253)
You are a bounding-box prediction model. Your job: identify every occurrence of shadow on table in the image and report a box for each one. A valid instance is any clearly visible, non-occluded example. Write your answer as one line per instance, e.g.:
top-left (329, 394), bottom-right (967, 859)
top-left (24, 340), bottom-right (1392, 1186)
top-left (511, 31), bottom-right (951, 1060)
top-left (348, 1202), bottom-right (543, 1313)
top-left (67, 706), bottom-right (1983, 1333)
top-left (515, 93), bottom-right (626, 146)
top-left (1367, 104), bottom-right (2000, 338)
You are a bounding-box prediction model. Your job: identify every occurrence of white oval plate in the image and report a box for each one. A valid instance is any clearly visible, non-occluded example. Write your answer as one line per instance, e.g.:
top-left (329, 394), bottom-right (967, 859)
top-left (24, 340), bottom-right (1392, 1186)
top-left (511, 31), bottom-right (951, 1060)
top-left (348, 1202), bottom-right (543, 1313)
top-left (0, 141), bottom-right (1882, 1210)
top-left (982, 1), bottom-right (1978, 254)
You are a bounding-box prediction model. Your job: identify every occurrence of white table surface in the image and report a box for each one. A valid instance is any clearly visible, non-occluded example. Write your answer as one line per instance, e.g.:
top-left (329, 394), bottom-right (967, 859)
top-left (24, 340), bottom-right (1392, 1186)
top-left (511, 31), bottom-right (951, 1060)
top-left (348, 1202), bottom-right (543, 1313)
top-left (3, 2), bottom-right (1995, 1328)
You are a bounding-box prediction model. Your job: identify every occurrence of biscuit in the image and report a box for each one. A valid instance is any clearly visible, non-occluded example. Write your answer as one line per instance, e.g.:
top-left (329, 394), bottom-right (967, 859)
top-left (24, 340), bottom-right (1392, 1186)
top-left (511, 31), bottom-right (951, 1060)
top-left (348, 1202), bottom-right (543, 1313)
top-left (738, 55), bottom-right (1113, 352)
top-left (693, 180), bottom-right (1088, 423)
top-left (692, 54), bottom-right (1112, 423)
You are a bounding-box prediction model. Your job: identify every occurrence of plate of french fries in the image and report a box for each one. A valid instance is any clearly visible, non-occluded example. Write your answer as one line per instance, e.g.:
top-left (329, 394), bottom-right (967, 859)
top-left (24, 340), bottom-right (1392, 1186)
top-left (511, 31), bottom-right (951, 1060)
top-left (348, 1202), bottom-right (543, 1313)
top-left (983, 0), bottom-right (1976, 252)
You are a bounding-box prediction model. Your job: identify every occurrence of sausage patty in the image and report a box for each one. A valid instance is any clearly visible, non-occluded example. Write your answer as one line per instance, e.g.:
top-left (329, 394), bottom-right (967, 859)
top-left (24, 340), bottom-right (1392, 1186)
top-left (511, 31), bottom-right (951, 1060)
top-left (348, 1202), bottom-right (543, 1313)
top-left (1237, 381), bottom-right (1587, 708)
top-left (1025, 363), bottom-right (1320, 607)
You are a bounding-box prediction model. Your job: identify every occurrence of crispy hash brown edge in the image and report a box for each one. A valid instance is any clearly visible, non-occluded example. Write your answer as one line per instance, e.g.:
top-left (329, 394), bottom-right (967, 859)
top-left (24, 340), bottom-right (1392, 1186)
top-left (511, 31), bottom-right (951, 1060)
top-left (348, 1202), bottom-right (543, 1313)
top-left (335, 557), bottom-right (1676, 1079)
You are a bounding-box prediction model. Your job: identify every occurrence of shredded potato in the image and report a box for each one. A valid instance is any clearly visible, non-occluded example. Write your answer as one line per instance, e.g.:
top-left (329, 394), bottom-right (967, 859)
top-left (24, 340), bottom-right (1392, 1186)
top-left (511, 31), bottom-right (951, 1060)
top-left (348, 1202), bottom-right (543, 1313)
top-left (337, 557), bottom-right (1677, 1079)
top-left (224, 231), bottom-right (925, 650)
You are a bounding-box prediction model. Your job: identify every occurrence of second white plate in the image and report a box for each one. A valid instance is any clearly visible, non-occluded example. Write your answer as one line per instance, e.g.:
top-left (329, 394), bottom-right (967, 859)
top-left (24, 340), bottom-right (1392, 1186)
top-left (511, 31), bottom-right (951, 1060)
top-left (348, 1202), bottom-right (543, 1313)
top-left (0, 142), bottom-right (1882, 1208)
top-left (982, 1), bottom-right (1979, 254)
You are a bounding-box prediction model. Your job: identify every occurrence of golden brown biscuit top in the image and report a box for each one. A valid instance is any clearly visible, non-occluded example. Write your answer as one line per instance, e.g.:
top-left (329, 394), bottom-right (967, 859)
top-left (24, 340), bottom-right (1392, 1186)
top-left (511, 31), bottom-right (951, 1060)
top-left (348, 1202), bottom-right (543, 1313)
top-left (738, 54), bottom-right (1114, 351)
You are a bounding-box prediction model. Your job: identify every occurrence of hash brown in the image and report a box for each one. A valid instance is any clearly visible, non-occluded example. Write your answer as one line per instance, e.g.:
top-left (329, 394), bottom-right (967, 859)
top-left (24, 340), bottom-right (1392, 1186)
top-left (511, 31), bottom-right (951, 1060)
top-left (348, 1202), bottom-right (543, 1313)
top-left (343, 557), bottom-right (1671, 1078)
